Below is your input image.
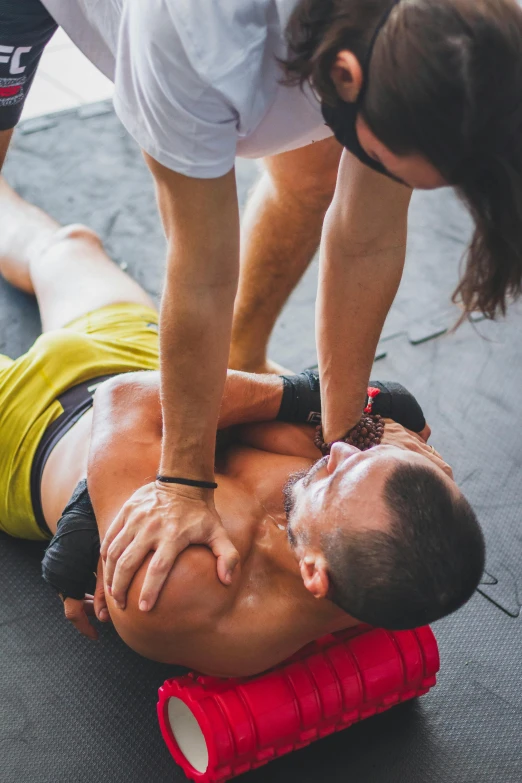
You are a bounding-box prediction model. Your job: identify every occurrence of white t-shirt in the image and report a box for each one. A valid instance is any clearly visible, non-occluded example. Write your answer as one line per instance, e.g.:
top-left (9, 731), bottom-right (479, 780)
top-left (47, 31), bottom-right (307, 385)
top-left (41, 0), bottom-right (332, 177)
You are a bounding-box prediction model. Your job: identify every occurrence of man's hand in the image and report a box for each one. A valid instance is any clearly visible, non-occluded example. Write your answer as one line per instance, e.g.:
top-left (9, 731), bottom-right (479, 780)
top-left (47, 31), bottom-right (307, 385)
top-left (62, 559), bottom-right (110, 640)
top-left (100, 482), bottom-right (240, 612)
top-left (418, 423), bottom-right (432, 443)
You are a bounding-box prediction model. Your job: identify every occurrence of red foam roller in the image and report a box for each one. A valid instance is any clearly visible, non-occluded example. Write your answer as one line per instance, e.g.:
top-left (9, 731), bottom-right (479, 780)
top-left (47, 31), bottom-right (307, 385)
top-left (157, 625), bottom-right (439, 782)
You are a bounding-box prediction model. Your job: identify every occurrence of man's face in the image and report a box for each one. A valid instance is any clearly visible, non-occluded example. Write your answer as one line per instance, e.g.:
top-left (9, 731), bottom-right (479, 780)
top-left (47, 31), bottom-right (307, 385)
top-left (284, 442), bottom-right (452, 557)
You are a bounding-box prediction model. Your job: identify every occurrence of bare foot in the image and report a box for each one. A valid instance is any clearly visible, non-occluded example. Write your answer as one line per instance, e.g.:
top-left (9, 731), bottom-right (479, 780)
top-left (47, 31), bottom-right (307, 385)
top-left (258, 358), bottom-right (295, 375)
top-left (229, 355), bottom-right (295, 375)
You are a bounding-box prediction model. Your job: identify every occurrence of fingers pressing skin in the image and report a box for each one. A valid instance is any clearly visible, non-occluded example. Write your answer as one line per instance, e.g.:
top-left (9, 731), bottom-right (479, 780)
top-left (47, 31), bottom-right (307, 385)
top-left (99, 498), bottom-right (143, 570)
top-left (99, 520), bottom-right (121, 561)
top-left (207, 527), bottom-right (240, 586)
top-left (132, 520), bottom-right (241, 610)
top-left (101, 482), bottom-right (241, 613)
top-left (101, 490), bottom-right (167, 597)
top-left (94, 558), bottom-right (110, 623)
top-left (110, 531), bottom-right (163, 610)
top-left (100, 510), bottom-right (138, 588)
top-left (136, 541), bottom-right (187, 612)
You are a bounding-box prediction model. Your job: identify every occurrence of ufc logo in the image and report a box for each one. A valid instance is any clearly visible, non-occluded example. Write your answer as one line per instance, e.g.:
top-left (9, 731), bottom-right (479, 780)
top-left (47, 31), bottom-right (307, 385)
top-left (0, 46), bottom-right (32, 75)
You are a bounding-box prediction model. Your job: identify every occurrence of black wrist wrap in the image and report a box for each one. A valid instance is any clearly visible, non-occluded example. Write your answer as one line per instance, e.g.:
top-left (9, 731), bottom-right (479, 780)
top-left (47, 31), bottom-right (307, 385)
top-left (277, 370), bottom-right (322, 424)
top-left (41, 479), bottom-right (100, 600)
top-left (368, 380), bottom-right (426, 432)
top-left (276, 371), bottom-right (426, 433)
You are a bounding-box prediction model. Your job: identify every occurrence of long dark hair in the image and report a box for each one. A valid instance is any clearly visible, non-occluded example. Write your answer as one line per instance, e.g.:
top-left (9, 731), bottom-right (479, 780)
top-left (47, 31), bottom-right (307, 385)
top-left (283, 0), bottom-right (522, 318)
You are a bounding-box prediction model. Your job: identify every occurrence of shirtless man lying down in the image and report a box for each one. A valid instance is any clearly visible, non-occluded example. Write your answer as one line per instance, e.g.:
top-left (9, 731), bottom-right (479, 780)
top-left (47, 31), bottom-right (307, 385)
top-left (0, 181), bottom-right (485, 678)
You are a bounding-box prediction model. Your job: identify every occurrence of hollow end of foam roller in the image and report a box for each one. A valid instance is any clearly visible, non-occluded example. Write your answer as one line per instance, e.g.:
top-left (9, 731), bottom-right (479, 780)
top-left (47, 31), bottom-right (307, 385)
top-left (166, 697), bottom-right (209, 775)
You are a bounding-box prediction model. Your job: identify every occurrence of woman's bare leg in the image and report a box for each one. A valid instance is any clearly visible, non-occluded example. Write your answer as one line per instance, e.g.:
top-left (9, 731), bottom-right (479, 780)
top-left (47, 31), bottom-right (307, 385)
top-left (0, 176), bottom-right (156, 331)
top-left (229, 137), bottom-right (342, 372)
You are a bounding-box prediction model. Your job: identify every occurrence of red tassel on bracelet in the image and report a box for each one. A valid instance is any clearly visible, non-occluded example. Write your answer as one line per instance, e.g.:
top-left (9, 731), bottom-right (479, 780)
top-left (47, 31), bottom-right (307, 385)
top-left (364, 386), bottom-right (381, 414)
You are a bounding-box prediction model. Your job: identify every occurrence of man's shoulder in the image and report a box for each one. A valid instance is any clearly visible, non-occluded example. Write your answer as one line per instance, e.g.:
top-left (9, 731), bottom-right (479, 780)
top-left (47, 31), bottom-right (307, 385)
top-left (162, 545), bottom-right (237, 628)
top-left (108, 546), bottom-right (237, 664)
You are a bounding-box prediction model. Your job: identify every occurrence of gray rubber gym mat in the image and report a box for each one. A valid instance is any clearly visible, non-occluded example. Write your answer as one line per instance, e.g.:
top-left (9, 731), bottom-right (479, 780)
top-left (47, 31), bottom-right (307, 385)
top-left (2, 105), bottom-right (521, 783)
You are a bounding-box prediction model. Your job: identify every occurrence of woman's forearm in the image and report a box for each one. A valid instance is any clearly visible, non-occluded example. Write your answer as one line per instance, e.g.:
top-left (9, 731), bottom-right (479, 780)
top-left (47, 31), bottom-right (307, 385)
top-left (317, 192), bottom-right (409, 441)
top-left (141, 161), bottom-right (241, 481)
top-left (159, 274), bottom-right (237, 479)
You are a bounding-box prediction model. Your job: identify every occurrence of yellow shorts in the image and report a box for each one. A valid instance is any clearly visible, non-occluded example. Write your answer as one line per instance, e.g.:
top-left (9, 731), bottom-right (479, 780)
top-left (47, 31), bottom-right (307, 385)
top-left (0, 302), bottom-right (159, 541)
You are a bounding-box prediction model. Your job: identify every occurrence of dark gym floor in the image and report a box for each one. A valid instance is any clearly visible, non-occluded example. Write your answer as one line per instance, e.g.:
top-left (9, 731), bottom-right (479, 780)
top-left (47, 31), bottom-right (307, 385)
top-left (2, 104), bottom-right (521, 783)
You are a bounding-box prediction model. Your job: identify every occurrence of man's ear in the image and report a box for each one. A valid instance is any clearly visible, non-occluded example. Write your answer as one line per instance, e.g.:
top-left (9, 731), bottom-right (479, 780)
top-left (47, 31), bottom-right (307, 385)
top-left (330, 50), bottom-right (364, 103)
top-left (300, 555), bottom-right (330, 600)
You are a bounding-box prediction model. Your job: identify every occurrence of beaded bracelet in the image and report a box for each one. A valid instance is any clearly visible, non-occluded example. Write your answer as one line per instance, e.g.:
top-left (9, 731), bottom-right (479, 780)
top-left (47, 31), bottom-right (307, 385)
top-left (314, 413), bottom-right (384, 456)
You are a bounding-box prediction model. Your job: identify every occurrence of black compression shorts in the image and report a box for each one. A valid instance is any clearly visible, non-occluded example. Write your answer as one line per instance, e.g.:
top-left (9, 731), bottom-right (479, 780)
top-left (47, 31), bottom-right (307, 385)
top-left (0, 0), bottom-right (57, 130)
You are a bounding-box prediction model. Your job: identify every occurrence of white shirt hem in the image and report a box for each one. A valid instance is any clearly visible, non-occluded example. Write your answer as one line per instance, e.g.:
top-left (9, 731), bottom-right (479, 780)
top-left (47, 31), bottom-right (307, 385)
top-left (113, 93), bottom-right (236, 180)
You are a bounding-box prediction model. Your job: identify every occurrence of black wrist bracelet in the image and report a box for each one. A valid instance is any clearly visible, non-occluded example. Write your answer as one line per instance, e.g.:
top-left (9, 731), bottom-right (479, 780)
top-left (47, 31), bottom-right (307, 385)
top-left (156, 475), bottom-right (218, 490)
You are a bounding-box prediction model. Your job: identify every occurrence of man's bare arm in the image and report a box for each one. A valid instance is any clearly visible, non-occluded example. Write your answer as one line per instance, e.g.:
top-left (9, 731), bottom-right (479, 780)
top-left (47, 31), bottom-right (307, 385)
top-left (96, 363), bottom-right (285, 609)
top-left (101, 161), bottom-right (244, 609)
top-left (96, 369), bottom-right (284, 435)
top-left (88, 379), bottom-right (233, 657)
top-left (318, 151), bottom-right (412, 441)
top-left (147, 159), bottom-right (240, 480)
top-left (0, 128), bottom-right (13, 170)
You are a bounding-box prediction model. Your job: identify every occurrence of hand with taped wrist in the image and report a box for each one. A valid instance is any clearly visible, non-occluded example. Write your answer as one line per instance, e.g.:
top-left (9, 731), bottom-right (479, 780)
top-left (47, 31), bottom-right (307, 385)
top-left (60, 563), bottom-right (108, 641)
top-left (41, 479), bottom-right (110, 640)
top-left (276, 370), bottom-right (428, 436)
top-left (364, 380), bottom-right (427, 435)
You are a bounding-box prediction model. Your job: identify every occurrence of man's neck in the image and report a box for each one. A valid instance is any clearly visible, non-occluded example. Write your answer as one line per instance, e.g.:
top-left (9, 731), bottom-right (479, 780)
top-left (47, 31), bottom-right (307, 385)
top-left (228, 450), bottom-right (350, 635)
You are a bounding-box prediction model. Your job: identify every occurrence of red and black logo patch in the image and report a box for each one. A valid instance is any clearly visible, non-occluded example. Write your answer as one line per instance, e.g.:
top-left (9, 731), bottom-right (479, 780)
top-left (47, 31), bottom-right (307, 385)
top-left (0, 76), bottom-right (25, 106)
top-left (0, 84), bottom-right (21, 98)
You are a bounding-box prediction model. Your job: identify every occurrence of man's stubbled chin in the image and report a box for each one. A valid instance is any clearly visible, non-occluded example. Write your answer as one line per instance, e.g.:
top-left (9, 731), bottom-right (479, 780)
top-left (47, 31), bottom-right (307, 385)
top-left (282, 469), bottom-right (308, 519)
top-left (283, 456), bottom-right (329, 517)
